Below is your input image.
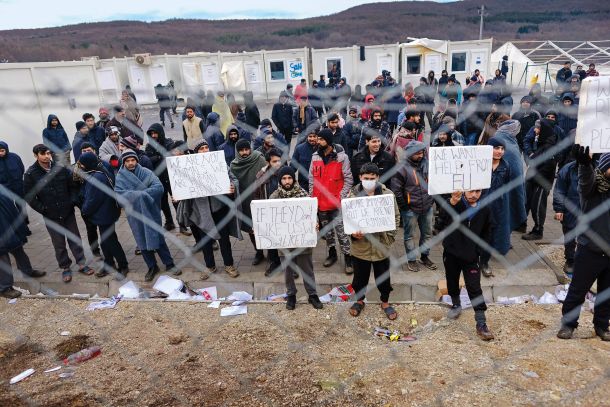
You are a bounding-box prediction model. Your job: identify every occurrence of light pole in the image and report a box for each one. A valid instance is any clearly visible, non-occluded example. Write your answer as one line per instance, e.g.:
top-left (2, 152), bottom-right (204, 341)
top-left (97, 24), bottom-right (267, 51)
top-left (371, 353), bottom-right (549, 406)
top-left (478, 5), bottom-right (489, 40)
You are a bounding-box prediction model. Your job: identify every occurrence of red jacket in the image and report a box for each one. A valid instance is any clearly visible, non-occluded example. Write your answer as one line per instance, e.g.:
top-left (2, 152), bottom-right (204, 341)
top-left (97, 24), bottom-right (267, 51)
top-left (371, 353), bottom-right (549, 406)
top-left (309, 148), bottom-right (353, 211)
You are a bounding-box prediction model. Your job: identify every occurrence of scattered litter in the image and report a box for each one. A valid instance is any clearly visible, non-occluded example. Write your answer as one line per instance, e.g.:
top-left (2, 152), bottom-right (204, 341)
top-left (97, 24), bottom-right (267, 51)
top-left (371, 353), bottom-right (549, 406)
top-left (14, 287), bottom-right (30, 295)
top-left (496, 295), bottom-right (536, 305)
top-left (555, 284), bottom-right (569, 302)
top-left (208, 301), bottom-right (221, 309)
top-left (320, 284), bottom-right (354, 303)
top-left (410, 318), bottom-right (418, 328)
top-left (86, 296), bottom-right (121, 311)
top-left (265, 293), bottom-right (287, 302)
top-left (374, 327), bottom-right (417, 342)
top-left (59, 331), bottom-right (70, 336)
top-left (537, 292), bottom-right (559, 305)
top-left (153, 275), bottom-right (184, 295)
top-left (227, 291), bottom-right (253, 302)
top-left (197, 286), bottom-right (218, 301)
top-left (10, 368), bottom-right (35, 384)
top-left (441, 288), bottom-right (472, 309)
top-left (167, 290), bottom-right (191, 300)
top-left (523, 371), bottom-right (539, 378)
top-left (44, 366), bottom-right (62, 373)
top-left (59, 370), bottom-right (75, 379)
top-left (118, 281), bottom-right (141, 299)
top-left (64, 346), bottom-right (101, 365)
top-left (220, 305), bottom-right (248, 316)
top-left (8, 298), bottom-right (17, 304)
top-left (232, 300), bottom-right (246, 306)
top-left (71, 293), bottom-right (90, 299)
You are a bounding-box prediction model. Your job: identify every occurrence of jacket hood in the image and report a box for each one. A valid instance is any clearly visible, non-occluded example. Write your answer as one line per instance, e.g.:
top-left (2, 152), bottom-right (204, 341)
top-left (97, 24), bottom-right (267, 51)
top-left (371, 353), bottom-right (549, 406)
top-left (279, 91), bottom-right (289, 101)
top-left (146, 123), bottom-right (166, 142)
top-left (364, 94), bottom-right (375, 103)
top-left (0, 141), bottom-right (8, 154)
top-left (243, 91), bottom-right (254, 104)
top-left (46, 114), bottom-right (63, 129)
top-left (226, 124), bottom-right (239, 136)
top-left (207, 112), bottom-right (220, 125)
top-left (405, 140), bottom-right (426, 158)
top-left (497, 119), bottom-right (521, 137)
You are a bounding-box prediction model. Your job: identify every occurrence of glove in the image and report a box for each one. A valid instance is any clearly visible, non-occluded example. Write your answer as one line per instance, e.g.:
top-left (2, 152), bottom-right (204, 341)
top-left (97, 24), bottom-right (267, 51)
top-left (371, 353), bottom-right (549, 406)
top-left (572, 144), bottom-right (591, 166)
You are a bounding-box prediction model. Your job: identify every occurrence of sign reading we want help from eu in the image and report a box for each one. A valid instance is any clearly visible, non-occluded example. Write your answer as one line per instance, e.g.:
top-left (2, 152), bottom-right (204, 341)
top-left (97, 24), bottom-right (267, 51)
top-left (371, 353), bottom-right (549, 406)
top-left (251, 198), bottom-right (318, 249)
top-left (576, 76), bottom-right (610, 153)
top-left (166, 151), bottom-right (231, 200)
top-left (427, 145), bottom-right (493, 195)
top-left (341, 195), bottom-right (396, 235)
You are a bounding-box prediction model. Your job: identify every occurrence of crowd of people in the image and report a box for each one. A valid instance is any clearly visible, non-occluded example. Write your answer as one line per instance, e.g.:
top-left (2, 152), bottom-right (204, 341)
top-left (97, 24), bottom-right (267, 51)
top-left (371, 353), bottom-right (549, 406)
top-left (0, 61), bottom-right (608, 342)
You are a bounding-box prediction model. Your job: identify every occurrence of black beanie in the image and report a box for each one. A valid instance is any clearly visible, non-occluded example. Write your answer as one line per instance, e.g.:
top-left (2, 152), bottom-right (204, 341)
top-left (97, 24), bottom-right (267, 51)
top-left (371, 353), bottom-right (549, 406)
top-left (277, 165), bottom-right (296, 181)
top-left (318, 129), bottom-right (333, 145)
top-left (235, 139), bottom-right (251, 151)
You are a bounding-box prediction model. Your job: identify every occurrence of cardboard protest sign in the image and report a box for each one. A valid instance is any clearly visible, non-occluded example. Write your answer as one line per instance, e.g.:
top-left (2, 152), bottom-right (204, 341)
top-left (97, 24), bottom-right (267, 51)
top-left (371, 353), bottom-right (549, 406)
top-left (427, 145), bottom-right (493, 195)
top-left (575, 76), bottom-right (610, 153)
top-left (341, 195), bottom-right (397, 235)
top-left (251, 198), bottom-right (318, 249)
top-left (166, 151), bottom-right (231, 200)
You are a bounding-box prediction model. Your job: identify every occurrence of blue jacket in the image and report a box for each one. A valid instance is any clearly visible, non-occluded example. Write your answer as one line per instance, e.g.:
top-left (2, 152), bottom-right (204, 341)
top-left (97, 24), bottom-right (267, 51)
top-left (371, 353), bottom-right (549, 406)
top-left (89, 125), bottom-right (107, 150)
top-left (523, 124), bottom-right (565, 160)
top-left (290, 141), bottom-right (316, 191)
top-left (220, 139), bottom-right (238, 167)
top-left (481, 159), bottom-right (512, 255)
top-left (0, 193), bottom-right (28, 256)
top-left (253, 129), bottom-right (288, 155)
top-left (42, 114), bottom-right (71, 152)
top-left (203, 112), bottom-right (225, 152)
top-left (81, 169), bottom-right (120, 226)
top-left (0, 141), bottom-right (25, 197)
top-left (552, 161), bottom-right (579, 229)
top-left (72, 132), bottom-right (95, 162)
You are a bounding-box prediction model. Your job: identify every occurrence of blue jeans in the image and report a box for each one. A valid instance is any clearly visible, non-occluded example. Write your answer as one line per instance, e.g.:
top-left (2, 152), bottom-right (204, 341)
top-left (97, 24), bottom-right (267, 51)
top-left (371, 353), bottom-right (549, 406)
top-left (401, 208), bottom-right (433, 262)
top-left (141, 239), bottom-right (174, 269)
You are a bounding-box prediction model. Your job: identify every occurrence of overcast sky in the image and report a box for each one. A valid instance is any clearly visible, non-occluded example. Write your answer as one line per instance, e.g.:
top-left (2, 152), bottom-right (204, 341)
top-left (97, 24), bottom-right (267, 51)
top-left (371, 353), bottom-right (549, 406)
top-left (0, 0), bottom-right (451, 30)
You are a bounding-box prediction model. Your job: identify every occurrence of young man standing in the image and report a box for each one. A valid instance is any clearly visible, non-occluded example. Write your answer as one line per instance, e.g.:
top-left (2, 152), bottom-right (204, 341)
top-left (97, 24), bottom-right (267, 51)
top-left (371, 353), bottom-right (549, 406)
top-left (351, 132), bottom-right (395, 188)
top-left (115, 150), bottom-right (178, 282)
top-left (439, 190), bottom-right (495, 341)
top-left (182, 105), bottom-right (205, 151)
top-left (347, 163), bottom-right (400, 320)
top-left (269, 166), bottom-right (323, 310)
top-left (391, 141), bottom-right (436, 272)
top-left (290, 127), bottom-right (319, 191)
top-left (82, 112), bottom-right (106, 150)
top-left (145, 123), bottom-right (177, 230)
top-left (271, 91), bottom-right (295, 144)
top-left (24, 144), bottom-right (94, 283)
top-left (309, 129), bottom-right (353, 274)
top-left (359, 107), bottom-right (390, 149)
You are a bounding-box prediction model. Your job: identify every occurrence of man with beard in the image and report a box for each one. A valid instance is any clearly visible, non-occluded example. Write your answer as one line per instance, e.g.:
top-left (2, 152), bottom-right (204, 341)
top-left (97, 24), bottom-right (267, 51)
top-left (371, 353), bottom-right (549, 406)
top-left (269, 166), bottom-right (323, 310)
top-left (359, 107), bottom-right (390, 150)
top-left (96, 107), bottom-right (110, 129)
top-left (99, 126), bottom-right (122, 172)
top-left (182, 105), bottom-right (205, 151)
top-left (511, 96), bottom-right (541, 153)
top-left (351, 132), bottom-right (395, 188)
top-left (254, 148), bottom-right (284, 276)
top-left (293, 97), bottom-right (320, 143)
top-left (272, 91), bottom-right (295, 144)
top-left (341, 106), bottom-right (365, 160)
top-left (231, 139), bottom-right (268, 266)
top-left (391, 141), bottom-right (436, 272)
top-left (255, 130), bottom-right (278, 157)
top-left (291, 127), bottom-right (319, 191)
top-left (309, 129), bottom-right (353, 274)
top-left (105, 106), bottom-right (138, 142)
top-left (220, 125), bottom-right (241, 166)
top-left (82, 112), bottom-right (106, 150)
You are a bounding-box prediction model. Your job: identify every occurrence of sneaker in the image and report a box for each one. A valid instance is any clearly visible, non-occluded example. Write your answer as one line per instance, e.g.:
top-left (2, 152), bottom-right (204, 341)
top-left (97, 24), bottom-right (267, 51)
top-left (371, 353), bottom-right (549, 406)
top-left (308, 295), bottom-right (323, 310)
top-left (447, 305), bottom-right (462, 320)
top-left (179, 226), bottom-right (192, 236)
top-left (407, 261), bottom-right (420, 272)
top-left (323, 247), bottom-right (338, 268)
top-left (557, 325), bottom-right (574, 339)
top-left (594, 327), bottom-right (610, 341)
top-left (252, 251), bottom-right (264, 266)
top-left (286, 295), bottom-right (296, 310)
top-left (344, 254), bottom-right (353, 275)
top-left (476, 324), bottom-right (495, 341)
top-left (164, 222), bottom-right (176, 231)
top-left (0, 287), bottom-right (22, 299)
top-left (145, 265), bottom-right (160, 282)
top-left (522, 231), bottom-right (543, 241)
top-left (225, 265), bottom-right (239, 278)
top-left (481, 263), bottom-right (493, 278)
top-left (419, 256), bottom-right (437, 270)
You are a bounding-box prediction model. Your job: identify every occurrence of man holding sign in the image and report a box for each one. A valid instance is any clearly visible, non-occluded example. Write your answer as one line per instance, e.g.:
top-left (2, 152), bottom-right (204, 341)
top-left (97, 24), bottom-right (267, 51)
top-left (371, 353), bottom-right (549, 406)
top-left (346, 163), bottom-right (400, 320)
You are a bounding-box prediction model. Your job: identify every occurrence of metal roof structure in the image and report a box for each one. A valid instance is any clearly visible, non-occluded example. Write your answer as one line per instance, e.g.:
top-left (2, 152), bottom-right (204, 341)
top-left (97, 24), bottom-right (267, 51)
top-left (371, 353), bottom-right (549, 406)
top-left (508, 40), bottom-right (610, 66)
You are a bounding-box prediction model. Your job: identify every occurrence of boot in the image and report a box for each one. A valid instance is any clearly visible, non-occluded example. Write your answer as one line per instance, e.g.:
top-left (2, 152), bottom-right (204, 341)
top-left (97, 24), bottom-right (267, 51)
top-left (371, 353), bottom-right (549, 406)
top-left (323, 247), bottom-right (338, 267)
top-left (264, 260), bottom-right (281, 277)
top-left (252, 250), bottom-right (265, 266)
top-left (0, 287), bottom-right (22, 299)
top-left (344, 254), bottom-right (353, 275)
top-left (286, 295), bottom-right (296, 310)
top-left (594, 327), bottom-right (610, 341)
top-left (308, 295), bottom-right (323, 309)
top-left (557, 325), bottom-right (575, 339)
top-left (145, 265), bottom-right (160, 282)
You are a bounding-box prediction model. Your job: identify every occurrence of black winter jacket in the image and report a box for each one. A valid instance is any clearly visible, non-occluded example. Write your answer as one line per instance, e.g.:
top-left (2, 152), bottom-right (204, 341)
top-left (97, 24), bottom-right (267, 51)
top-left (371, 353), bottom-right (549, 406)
top-left (23, 162), bottom-right (78, 221)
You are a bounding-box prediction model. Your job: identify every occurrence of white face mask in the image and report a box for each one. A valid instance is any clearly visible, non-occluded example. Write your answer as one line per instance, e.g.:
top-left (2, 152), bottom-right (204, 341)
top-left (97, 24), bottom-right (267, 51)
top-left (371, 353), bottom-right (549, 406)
top-left (361, 179), bottom-right (376, 191)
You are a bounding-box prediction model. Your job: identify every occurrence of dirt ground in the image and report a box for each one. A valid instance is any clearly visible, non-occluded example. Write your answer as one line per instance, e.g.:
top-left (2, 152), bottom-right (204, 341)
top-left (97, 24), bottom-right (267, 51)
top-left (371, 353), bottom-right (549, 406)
top-left (1, 298), bottom-right (609, 407)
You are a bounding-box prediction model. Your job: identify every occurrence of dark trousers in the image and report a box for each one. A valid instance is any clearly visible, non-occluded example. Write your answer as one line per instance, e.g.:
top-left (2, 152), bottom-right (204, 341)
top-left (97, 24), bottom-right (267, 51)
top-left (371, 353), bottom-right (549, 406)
top-left (278, 127), bottom-right (293, 145)
top-left (561, 245), bottom-right (610, 330)
top-left (159, 107), bottom-right (174, 124)
top-left (351, 256), bottom-right (392, 302)
top-left (83, 216), bottom-right (99, 253)
top-left (525, 180), bottom-right (550, 234)
top-left (45, 212), bottom-right (85, 270)
top-left (141, 239), bottom-right (174, 269)
top-left (0, 247), bottom-right (35, 291)
top-left (191, 218), bottom-right (234, 269)
top-left (283, 252), bottom-right (317, 297)
top-left (443, 251), bottom-right (487, 313)
top-left (562, 223), bottom-right (576, 265)
top-left (98, 223), bottom-right (128, 269)
top-left (247, 232), bottom-right (279, 262)
top-left (161, 188), bottom-right (175, 225)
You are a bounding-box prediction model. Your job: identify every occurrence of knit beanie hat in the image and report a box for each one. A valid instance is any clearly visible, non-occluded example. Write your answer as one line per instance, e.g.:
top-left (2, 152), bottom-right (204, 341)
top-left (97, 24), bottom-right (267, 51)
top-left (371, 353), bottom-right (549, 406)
top-left (598, 153), bottom-right (610, 173)
top-left (119, 135), bottom-right (139, 150)
top-left (78, 152), bottom-right (98, 171)
top-left (488, 137), bottom-right (505, 148)
top-left (277, 165), bottom-right (296, 181)
top-left (193, 139), bottom-right (209, 152)
top-left (405, 140), bottom-right (426, 157)
top-left (235, 139), bottom-right (251, 151)
top-left (318, 129), bottom-right (333, 145)
top-left (75, 121), bottom-right (87, 131)
top-left (121, 149), bottom-right (139, 164)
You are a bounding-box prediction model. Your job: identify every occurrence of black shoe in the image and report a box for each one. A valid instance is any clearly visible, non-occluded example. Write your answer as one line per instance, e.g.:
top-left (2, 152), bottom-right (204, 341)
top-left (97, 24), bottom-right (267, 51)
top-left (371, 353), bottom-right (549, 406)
top-left (252, 251), bottom-right (265, 266)
top-left (407, 261), bottom-right (420, 272)
top-left (419, 256), bottom-right (437, 270)
top-left (0, 287), bottom-right (22, 299)
top-left (557, 325), bottom-right (574, 339)
top-left (164, 222), bottom-right (176, 231)
top-left (92, 248), bottom-right (102, 257)
top-left (286, 295), bottom-right (296, 310)
top-left (145, 265), bottom-right (160, 282)
top-left (179, 226), bottom-right (192, 236)
top-left (515, 223), bottom-right (527, 233)
top-left (595, 327), bottom-right (610, 341)
top-left (27, 270), bottom-right (46, 278)
top-left (481, 263), bottom-right (493, 278)
top-left (308, 295), bottom-right (323, 309)
top-left (212, 241), bottom-right (219, 251)
top-left (293, 271), bottom-right (299, 279)
top-left (323, 247), bottom-right (338, 268)
top-left (344, 254), bottom-right (353, 275)
top-left (135, 248), bottom-right (141, 255)
top-left (522, 231), bottom-right (543, 241)
top-left (264, 261), bottom-right (281, 277)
